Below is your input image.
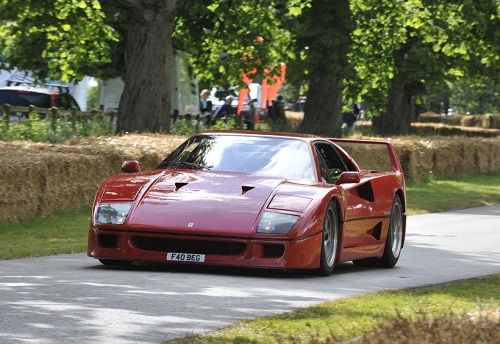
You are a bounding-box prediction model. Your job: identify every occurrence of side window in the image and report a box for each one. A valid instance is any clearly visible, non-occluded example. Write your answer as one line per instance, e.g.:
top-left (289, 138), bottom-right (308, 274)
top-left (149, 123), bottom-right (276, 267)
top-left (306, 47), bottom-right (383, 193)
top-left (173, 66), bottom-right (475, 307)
top-left (314, 142), bottom-right (348, 182)
top-left (55, 94), bottom-right (79, 110)
top-left (67, 95), bottom-right (80, 110)
top-left (315, 147), bottom-right (332, 183)
top-left (54, 95), bottom-right (68, 109)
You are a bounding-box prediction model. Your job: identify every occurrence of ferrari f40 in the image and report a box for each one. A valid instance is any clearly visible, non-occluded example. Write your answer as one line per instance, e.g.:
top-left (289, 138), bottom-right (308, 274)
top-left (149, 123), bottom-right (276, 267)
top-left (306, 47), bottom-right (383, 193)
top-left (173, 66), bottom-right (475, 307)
top-left (88, 132), bottom-right (406, 275)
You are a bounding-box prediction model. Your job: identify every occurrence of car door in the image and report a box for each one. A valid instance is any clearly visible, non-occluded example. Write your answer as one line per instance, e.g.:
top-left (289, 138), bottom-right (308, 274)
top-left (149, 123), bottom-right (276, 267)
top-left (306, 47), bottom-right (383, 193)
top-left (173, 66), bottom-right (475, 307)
top-left (314, 141), bottom-right (384, 256)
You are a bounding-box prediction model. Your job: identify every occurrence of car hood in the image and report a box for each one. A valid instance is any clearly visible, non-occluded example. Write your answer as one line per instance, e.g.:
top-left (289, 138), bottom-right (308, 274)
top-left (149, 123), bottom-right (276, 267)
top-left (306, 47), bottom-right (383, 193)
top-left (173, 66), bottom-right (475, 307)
top-left (100, 170), bottom-right (305, 236)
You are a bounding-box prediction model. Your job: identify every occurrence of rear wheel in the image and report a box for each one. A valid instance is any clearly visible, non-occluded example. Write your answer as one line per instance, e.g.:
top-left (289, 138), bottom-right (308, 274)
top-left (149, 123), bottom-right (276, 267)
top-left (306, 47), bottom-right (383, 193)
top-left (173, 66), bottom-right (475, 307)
top-left (352, 194), bottom-right (404, 268)
top-left (379, 195), bottom-right (404, 268)
top-left (99, 259), bottom-right (133, 267)
top-left (317, 201), bottom-right (339, 276)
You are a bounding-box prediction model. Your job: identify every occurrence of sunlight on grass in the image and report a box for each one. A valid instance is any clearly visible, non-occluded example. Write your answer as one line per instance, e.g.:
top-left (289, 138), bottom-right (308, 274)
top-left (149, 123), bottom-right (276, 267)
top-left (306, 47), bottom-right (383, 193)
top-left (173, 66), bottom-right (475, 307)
top-left (406, 172), bottom-right (500, 215)
top-left (0, 207), bottom-right (91, 259)
top-left (166, 275), bottom-right (500, 344)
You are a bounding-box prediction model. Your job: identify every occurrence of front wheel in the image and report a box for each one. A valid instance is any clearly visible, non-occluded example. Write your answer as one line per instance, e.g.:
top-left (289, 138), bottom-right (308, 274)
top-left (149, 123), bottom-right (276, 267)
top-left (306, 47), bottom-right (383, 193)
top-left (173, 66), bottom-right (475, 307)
top-left (379, 195), bottom-right (404, 268)
top-left (317, 201), bottom-right (339, 276)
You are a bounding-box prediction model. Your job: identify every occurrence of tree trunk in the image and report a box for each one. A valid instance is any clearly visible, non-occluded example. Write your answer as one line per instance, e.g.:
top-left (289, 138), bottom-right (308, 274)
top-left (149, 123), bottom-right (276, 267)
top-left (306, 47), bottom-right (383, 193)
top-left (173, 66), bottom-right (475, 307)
top-left (300, 77), bottom-right (343, 137)
top-left (372, 83), bottom-right (412, 136)
top-left (116, 0), bottom-right (176, 133)
top-left (299, 0), bottom-right (351, 137)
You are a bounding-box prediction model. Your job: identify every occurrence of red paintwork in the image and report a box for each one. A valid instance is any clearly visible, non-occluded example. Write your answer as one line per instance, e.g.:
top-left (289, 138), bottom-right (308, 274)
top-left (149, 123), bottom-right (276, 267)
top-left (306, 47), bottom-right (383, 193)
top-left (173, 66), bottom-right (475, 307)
top-left (88, 131), bottom-right (406, 271)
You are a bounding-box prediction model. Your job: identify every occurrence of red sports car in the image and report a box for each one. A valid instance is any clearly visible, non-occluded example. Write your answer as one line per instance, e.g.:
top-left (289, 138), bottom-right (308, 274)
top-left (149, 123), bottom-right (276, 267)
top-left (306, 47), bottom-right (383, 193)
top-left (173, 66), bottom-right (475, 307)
top-left (88, 131), bottom-right (406, 275)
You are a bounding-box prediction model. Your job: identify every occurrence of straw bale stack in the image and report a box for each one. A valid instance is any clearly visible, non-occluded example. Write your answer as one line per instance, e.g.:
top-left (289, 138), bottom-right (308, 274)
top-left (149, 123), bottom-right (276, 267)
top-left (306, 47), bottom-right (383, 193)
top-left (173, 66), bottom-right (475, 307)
top-left (384, 136), bottom-right (499, 181)
top-left (419, 112), bottom-right (500, 129)
top-left (411, 123), bottom-right (500, 137)
top-left (0, 134), bottom-right (186, 222)
top-left (1, 134), bottom-right (499, 222)
top-left (336, 142), bottom-right (394, 172)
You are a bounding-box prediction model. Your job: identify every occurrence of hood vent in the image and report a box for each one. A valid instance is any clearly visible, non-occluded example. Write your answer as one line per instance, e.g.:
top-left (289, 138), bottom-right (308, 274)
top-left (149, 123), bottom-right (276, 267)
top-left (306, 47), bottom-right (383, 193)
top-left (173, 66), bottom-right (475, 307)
top-left (175, 182), bottom-right (189, 191)
top-left (241, 185), bottom-right (254, 195)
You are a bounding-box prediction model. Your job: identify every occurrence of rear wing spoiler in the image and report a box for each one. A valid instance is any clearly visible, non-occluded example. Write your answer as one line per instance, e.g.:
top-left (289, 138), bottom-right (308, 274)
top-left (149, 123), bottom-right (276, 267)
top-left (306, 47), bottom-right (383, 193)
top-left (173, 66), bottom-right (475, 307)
top-left (327, 138), bottom-right (403, 174)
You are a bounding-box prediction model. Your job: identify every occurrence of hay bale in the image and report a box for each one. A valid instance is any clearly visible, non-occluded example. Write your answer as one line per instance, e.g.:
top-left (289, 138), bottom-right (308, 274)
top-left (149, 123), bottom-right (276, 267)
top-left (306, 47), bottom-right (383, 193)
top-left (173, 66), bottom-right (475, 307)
top-left (1, 133), bottom-right (500, 222)
top-left (0, 134), bottom-right (187, 222)
top-left (418, 112), bottom-right (442, 123)
top-left (335, 142), bottom-right (393, 172)
top-left (419, 113), bottom-right (500, 129)
top-left (410, 123), bottom-right (500, 137)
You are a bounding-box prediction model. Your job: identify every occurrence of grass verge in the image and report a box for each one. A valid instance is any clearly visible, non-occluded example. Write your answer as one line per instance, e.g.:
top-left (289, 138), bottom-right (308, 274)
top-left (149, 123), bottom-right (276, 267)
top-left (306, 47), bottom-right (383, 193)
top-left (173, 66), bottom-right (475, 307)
top-left (0, 206), bottom-right (91, 259)
top-left (406, 172), bottom-right (500, 214)
top-left (164, 275), bottom-right (499, 343)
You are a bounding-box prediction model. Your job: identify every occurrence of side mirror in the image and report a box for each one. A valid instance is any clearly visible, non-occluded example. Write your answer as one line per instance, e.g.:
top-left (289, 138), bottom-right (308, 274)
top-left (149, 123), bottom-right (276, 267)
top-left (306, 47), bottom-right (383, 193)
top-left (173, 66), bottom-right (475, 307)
top-left (335, 171), bottom-right (360, 185)
top-left (121, 160), bottom-right (141, 173)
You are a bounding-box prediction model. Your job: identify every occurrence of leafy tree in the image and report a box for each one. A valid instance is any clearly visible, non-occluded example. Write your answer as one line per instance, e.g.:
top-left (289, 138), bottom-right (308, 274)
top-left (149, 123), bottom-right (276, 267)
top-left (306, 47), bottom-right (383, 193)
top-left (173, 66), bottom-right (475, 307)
top-left (0, 0), bottom-right (119, 81)
top-left (176, 0), bottom-right (352, 137)
top-left (292, 0), bottom-right (352, 137)
top-left (174, 0), bottom-right (293, 95)
top-left (3, 0), bottom-right (498, 137)
top-left (112, 0), bottom-right (176, 133)
top-left (450, 76), bottom-right (500, 114)
top-left (349, 0), bottom-right (500, 135)
top-left (0, 0), bottom-right (176, 134)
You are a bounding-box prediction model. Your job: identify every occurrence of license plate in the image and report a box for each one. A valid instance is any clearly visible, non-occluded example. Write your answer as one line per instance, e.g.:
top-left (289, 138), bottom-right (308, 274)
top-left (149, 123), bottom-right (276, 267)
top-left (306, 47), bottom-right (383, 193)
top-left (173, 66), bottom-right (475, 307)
top-left (166, 252), bottom-right (205, 262)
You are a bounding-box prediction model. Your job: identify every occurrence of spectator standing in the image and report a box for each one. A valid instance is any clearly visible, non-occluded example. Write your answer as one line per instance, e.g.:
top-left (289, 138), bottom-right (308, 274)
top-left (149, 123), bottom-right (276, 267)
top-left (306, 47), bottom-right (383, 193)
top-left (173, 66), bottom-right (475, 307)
top-left (272, 94), bottom-right (286, 124)
top-left (214, 95), bottom-right (234, 121)
top-left (199, 89), bottom-right (213, 126)
top-left (241, 99), bottom-right (257, 130)
top-left (295, 95), bottom-right (307, 112)
top-left (342, 103), bottom-right (358, 133)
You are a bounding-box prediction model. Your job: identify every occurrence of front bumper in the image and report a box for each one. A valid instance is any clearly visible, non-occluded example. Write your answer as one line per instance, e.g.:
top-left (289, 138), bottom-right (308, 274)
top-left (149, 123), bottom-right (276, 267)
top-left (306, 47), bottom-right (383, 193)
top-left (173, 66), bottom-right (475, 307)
top-left (87, 227), bottom-right (322, 270)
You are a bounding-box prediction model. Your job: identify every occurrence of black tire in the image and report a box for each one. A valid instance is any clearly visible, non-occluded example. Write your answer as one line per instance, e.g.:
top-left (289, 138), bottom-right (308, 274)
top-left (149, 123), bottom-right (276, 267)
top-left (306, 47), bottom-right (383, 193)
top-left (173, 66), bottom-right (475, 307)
top-left (317, 201), bottom-right (339, 276)
top-left (98, 259), bottom-right (133, 267)
top-left (352, 257), bottom-right (378, 267)
top-left (379, 195), bottom-right (404, 268)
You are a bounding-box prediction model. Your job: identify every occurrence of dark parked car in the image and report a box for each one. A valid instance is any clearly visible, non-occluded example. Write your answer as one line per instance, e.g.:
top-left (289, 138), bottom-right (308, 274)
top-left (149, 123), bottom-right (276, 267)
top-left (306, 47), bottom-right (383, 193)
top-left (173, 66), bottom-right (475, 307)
top-left (0, 85), bottom-right (80, 120)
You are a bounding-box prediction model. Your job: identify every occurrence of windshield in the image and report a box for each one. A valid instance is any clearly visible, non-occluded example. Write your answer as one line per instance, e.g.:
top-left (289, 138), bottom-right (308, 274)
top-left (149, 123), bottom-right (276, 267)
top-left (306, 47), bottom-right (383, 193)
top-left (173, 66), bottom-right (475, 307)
top-left (158, 135), bottom-right (317, 181)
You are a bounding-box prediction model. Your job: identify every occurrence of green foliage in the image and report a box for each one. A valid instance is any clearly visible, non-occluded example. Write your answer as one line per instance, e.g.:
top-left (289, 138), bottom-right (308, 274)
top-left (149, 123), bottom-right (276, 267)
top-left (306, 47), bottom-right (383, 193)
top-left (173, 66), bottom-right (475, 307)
top-left (347, 0), bottom-right (500, 114)
top-left (0, 113), bottom-right (115, 143)
top-left (0, 0), bottom-right (119, 81)
top-left (1, 0), bottom-right (499, 134)
top-left (170, 118), bottom-right (203, 136)
top-left (211, 118), bottom-right (238, 130)
top-left (450, 76), bottom-right (500, 114)
top-left (174, 0), bottom-right (294, 89)
top-left (170, 117), bottom-right (238, 136)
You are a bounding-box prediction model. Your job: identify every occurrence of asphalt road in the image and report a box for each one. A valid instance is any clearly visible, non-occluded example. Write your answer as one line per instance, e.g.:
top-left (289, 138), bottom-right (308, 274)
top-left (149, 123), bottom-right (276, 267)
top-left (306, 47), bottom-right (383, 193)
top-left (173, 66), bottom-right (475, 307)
top-left (1, 205), bottom-right (499, 344)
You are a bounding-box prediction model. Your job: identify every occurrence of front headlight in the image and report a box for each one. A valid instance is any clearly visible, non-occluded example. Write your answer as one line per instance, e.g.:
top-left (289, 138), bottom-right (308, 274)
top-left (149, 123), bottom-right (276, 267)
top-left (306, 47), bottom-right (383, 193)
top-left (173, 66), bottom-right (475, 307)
top-left (257, 212), bottom-right (299, 234)
top-left (96, 203), bottom-right (132, 225)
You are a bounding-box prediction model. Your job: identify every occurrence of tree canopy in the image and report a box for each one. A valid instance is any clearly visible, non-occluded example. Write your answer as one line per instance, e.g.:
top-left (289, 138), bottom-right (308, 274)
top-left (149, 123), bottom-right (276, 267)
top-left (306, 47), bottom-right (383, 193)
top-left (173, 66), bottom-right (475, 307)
top-left (0, 0), bottom-right (119, 81)
top-left (348, 0), bottom-right (500, 134)
top-left (0, 0), bottom-right (499, 135)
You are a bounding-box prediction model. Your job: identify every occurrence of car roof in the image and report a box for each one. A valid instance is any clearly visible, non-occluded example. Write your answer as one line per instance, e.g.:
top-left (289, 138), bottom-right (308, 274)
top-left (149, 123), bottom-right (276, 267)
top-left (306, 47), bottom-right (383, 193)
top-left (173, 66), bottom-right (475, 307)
top-left (0, 85), bottom-right (54, 94)
top-left (197, 130), bottom-right (322, 142)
